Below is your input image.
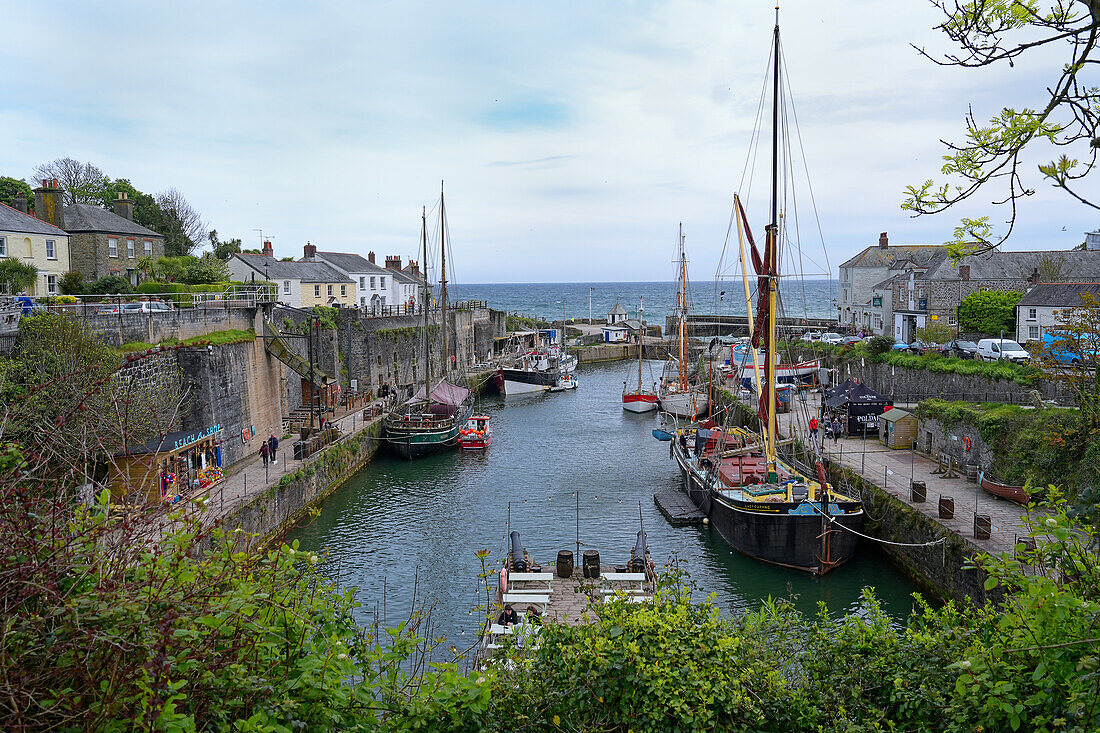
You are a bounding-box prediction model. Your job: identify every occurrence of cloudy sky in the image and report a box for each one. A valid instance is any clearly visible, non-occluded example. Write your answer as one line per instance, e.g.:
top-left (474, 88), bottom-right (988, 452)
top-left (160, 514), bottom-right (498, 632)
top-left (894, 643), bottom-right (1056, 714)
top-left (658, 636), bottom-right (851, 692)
top-left (2, 1), bottom-right (1093, 283)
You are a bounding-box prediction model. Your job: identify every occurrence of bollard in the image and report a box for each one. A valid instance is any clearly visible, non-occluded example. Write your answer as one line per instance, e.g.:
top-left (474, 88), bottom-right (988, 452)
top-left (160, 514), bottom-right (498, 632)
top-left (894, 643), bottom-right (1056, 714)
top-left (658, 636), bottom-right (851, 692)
top-left (938, 495), bottom-right (954, 519)
top-left (974, 514), bottom-right (991, 540)
top-left (910, 480), bottom-right (926, 503)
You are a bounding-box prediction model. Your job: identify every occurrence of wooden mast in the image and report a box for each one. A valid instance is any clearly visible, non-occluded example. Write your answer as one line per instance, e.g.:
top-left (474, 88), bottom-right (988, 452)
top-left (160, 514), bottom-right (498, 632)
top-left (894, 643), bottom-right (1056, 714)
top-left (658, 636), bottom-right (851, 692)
top-left (638, 297), bottom-right (644, 391)
top-left (765, 13), bottom-right (780, 480)
top-left (421, 206), bottom-right (431, 398)
top-left (439, 182), bottom-right (449, 379)
top-left (677, 224), bottom-right (688, 392)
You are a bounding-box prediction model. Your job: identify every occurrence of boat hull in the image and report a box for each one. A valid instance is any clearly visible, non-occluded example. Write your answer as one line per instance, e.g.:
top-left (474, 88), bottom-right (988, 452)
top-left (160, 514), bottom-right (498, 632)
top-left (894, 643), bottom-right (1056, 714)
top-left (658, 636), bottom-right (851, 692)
top-left (459, 435), bottom-right (492, 450)
top-left (383, 405), bottom-right (473, 460)
top-left (500, 367), bottom-right (559, 395)
top-left (623, 391), bottom-right (658, 413)
top-left (980, 476), bottom-right (1031, 505)
top-left (674, 444), bottom-right (861, 574)
top-left (659, 390), bottom-right (708, 419)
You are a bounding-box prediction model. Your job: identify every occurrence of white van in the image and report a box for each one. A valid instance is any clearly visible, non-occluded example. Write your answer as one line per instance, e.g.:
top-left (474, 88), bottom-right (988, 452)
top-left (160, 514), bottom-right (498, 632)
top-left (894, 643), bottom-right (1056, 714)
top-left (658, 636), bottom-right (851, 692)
top-left (976, 338), bottom-right (1030, 364)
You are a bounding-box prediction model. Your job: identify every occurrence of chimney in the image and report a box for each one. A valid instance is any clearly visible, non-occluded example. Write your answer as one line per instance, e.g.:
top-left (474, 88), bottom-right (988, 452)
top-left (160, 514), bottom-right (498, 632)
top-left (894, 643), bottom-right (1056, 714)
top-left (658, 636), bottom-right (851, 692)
top-left (303, 241), bottom-right (317, 260)
top-left (33, 179), bottom-right (64, 229)
top-left (959, 265), bottom-right (970, 281)
top-left (113, 191), bottom-right (134, 221)
top-left (262, 240), bottom-right (273, 257)
top-left (1031, 267), bottom-right (1041, 286)
top-left (408, 259), bottom-right (419, 278)
top-left (368, 251), bottom-right (376, 264)
top-left (385, 255), bottom-right (402, 271)
top-left (12, 193), bottom-right (27, 213)
top-left (878, 232), bottom-right (888, 248)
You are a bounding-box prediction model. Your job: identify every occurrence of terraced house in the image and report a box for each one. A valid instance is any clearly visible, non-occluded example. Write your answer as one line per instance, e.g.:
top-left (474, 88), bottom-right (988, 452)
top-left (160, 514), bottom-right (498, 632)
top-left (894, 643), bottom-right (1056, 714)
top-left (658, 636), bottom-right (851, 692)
top-left (228, 242), bottom-right (354, 308)
top-left (32, 181), bottom-right (165, 286)
top-left (0, 195), bottom-right (69, 296)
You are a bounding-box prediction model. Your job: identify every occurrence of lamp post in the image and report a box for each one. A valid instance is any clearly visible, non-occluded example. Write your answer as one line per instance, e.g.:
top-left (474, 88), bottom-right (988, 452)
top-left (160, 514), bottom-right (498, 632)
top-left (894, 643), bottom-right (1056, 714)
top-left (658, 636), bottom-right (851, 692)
top-left (589, 287), bottom-right (594, 325)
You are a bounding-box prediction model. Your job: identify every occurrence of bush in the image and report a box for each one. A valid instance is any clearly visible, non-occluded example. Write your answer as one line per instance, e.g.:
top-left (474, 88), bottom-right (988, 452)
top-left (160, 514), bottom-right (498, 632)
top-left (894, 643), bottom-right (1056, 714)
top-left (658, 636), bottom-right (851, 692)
top-left (58, 270), bottom-right (86, 295)
top-left (84, 275), bottom-right (133, 295)
top-left (868, 334), bottom-right (895, 355)
top-left (958, 289), bottom-right (1023, 335)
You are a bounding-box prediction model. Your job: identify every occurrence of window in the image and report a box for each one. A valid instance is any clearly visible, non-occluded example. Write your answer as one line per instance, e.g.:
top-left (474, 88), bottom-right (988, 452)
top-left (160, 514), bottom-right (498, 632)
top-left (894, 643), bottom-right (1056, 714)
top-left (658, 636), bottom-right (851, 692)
top-left (340, 284), bottom-right (346, 296)
top-left (108, 238), bottom-right (118, 257)
top-left (126, 239), bottom-right (134, 257)
top-left (283, 281), bottom-right (291, 294)
top-left (380, 276), bottom-right (386, 289)
top-left (360, 296), bottom-right (366, 306)
top-left (0, 236), bottom-right (5, 255)
top-left (949, 316), bottom-right (957, 326)
top-left (144, 240), bottom-right (152, 256)
top-left (359, 276), bottom-right (365, 289)
top-left (327, 284), bottom-right (333, 297)
top-left (47, 274), bottom-right (57, 295)
top-left (314, 285), bottom-right (320, 297)
top-left (1029, 325), bottom-right (1040, 340)
top-left (45, 239), bottom-right (55, 259)
top-left (1028, 308), bottom-right (1037, 320)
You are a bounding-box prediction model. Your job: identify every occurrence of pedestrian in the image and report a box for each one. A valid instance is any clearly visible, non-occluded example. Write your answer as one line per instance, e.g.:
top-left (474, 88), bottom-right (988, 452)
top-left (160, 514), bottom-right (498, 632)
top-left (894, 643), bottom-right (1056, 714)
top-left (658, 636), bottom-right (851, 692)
top-left (259, 440), bottom-right (270, 466)
top-left (269, 434), bottom-right (279, 464)
top-left (808, 416), bottom-right (819, 445)
top-left (831, 417), bottom-right (842, 445)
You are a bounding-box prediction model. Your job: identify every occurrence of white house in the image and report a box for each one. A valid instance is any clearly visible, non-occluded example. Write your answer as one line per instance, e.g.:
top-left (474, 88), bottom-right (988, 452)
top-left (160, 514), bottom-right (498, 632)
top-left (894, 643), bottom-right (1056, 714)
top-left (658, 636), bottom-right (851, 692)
top-left (228, 248), bottom-right (354, 308)
top-left (0, 199), bottom-right (70, 296)
top-left (310, 251), bottom-right (423, 311)
top-left (602, 325), bottom-right (628, 343)
top-left (607, 303), bottom-right (627, 325)
top-left (1015, 282), bottom-right (1100, 344)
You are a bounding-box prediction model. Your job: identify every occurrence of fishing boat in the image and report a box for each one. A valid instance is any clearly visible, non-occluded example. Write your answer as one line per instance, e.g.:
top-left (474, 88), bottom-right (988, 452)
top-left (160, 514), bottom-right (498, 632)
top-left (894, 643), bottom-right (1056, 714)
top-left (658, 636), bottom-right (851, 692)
top-left (383, 187), bottom-right (474, 459)
top-left (499, 350), bottom-right (562, 395)
top-left (459, 415), bottom-right (493, 450)
top-left (659, 225), bottom-right (709, 419)
top-left (548, 373), bottom-right (578, 392)
top-left (672, 11), bottom-right (863, 575)
top-left (979, 471), bottom-right (1032, 505)
top-left (623, 299), bottom-right (658, 413)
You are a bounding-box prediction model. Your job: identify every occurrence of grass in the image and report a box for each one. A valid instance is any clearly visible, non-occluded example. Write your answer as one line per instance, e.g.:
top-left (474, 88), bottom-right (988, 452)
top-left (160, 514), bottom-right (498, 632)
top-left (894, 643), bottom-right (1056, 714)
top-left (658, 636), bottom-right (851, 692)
top-left (117, 329), bottom-right (256, 353)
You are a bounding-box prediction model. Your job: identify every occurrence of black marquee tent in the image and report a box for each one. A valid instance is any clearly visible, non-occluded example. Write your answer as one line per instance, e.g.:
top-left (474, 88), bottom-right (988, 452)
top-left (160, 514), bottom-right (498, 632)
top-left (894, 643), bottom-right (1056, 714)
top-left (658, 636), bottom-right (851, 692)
top-left (825, 380), bottom-right (893, 435)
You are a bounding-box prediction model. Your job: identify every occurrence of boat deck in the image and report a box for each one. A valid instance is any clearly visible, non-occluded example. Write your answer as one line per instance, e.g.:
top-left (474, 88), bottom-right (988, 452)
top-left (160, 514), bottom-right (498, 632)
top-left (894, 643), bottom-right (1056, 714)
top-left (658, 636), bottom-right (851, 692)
top-left (654, 491), bottom-right (707, 525)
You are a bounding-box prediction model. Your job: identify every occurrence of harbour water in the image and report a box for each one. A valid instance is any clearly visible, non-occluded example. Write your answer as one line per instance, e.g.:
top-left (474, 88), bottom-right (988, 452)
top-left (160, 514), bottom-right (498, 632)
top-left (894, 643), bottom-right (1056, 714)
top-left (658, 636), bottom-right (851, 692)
top-left (448, 279), bottom-right (839, 323)
top-left (287, 359), bottom-right (923, 651)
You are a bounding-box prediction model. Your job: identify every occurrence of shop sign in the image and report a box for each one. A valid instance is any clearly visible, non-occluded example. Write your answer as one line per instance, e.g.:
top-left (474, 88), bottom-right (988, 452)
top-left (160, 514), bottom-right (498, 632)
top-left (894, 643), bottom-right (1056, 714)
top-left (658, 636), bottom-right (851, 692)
top-left (173, 424), bottom-right (223, 450)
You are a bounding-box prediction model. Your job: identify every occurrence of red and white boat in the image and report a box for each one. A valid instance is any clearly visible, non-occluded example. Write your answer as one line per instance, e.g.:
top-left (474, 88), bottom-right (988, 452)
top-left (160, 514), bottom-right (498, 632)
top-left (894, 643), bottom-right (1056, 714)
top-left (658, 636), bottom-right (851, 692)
top-left (622, 299), bottom-right (658, 413)
top-left (458, 415), bottom-right (493, 450)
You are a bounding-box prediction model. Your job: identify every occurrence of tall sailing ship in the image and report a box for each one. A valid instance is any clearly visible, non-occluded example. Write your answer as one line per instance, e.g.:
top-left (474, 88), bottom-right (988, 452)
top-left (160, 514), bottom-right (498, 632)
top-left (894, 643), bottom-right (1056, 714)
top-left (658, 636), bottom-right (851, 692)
top-left (658, 225), bottom-right (708, 419)
top-left (383, 187), bottom-right (474, 459)
top-left (672, 12), bottom-right (863, 574)
top-left (622, 298), bottom-right (658, 413)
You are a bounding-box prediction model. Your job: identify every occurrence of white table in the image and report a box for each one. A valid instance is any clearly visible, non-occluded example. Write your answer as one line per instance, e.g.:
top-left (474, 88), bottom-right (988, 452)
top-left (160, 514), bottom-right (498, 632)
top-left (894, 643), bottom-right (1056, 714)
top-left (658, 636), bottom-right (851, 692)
top-left (507, 572), bottom-right (553, 593)
top-left (601, 572), bottom-right (646, 592)
top-left (502, 593), bottom-right (550, 608)
top-left (485, 622), bottom-right (542, 650)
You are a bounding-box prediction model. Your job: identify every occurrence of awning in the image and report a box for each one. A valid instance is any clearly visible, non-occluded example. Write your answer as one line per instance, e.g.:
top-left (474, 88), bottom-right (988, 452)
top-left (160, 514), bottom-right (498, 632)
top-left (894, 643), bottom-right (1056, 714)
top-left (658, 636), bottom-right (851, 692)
top-left (413, 379), bottom-right (471, 407)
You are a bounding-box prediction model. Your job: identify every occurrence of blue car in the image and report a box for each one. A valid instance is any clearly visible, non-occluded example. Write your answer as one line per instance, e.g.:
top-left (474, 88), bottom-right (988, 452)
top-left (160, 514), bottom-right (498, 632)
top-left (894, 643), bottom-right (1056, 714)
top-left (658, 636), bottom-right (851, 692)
top-left (891, 339), bottom-right (909, 351)
top-left (1043, 330), bottom-right (1100, 365)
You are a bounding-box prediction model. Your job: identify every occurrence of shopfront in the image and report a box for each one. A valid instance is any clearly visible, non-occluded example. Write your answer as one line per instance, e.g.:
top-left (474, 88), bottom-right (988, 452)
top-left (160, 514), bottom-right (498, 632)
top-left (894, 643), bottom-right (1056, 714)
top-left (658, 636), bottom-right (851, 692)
top-left (111, 425), bottom-right (226, 502)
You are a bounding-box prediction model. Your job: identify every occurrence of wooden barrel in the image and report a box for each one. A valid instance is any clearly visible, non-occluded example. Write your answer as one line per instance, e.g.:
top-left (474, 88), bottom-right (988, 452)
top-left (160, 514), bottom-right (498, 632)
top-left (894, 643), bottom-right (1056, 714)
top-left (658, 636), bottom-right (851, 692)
top-left (556, 550), bottom-right (573, 579)
top-left (582, 550), bottom-right (601, 579)
top-left (910, 481), bottom-right (927, 503)
top-left (966, 464), bottom-right (979, 482)
top-left (938, 496), bottom-right (954, 519)
top-left (974, 514), bottom-right (991, 540)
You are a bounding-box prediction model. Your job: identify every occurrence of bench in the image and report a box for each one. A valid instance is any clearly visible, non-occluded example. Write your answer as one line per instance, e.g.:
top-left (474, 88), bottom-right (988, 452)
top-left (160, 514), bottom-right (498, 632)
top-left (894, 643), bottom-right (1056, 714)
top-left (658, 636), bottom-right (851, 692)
top-left (603, 594), bottom-right (651, 604)
top-left (502, 593), bottom-right (549, 608)
top-left (508, 572), bottom-right (553, 593)
top-left (601, 572), bottom-right (647, 593)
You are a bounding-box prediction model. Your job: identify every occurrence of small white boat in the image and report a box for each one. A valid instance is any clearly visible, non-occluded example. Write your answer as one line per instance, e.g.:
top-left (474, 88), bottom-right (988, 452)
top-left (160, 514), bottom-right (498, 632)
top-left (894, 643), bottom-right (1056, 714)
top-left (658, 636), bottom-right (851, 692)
top-left (547, 373), bottom-right (578, 392)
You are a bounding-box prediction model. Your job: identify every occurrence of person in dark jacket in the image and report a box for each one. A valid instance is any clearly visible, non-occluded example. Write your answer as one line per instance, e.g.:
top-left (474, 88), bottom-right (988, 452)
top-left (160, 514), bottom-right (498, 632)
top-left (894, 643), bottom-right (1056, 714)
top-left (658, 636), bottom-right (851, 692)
top-left (496, 605), bottom-right (519, 626)
top-left (268, 434), bottom-right (279, 464)
top-left (259, 440), bottom-right (270, 466)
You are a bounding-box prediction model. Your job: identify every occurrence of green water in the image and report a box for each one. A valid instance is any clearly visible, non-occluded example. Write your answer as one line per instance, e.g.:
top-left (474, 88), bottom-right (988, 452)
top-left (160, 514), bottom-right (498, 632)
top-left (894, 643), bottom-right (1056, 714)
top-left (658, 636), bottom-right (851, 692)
top-left (287, 360), bottom-right (925, 645)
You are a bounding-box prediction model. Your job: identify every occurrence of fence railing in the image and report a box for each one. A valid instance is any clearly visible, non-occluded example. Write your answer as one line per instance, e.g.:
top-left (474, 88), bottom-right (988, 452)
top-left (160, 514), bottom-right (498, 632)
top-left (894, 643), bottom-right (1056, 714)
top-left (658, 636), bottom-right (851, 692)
top-left (22, 284), bottom-right (278, 316)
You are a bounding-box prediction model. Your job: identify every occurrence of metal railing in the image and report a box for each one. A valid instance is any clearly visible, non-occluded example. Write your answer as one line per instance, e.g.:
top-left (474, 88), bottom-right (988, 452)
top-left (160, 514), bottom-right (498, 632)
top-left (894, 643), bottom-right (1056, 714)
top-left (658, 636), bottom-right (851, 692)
top-left (21, 284), bottom-right (278, 316)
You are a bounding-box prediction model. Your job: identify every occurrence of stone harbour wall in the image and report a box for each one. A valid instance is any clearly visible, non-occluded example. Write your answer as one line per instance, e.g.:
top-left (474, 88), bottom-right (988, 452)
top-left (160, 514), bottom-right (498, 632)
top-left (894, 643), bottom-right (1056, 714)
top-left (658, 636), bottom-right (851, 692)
top-left (63, 306), bottom-right (255, 348)
top-left (837, 358), bottom-right (1070, 405)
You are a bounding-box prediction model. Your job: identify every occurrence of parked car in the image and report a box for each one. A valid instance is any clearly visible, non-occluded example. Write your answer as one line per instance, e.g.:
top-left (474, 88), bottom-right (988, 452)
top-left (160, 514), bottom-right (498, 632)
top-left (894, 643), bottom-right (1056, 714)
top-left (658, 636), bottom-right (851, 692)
top-left (800, 331), bottom-right (823, 342)
top-left (891, 339), bottom-right (909, 351)
top-left (907, 339), bottom-right (942, 355)
top-left (13, 296), bottom-right (44, 315)
top-left (942, 339), bottom-right (979, 359)
top-left (122, 301), bottom-right (174, 314)
top-left (820, 332), bottom-right (844, 345)
top-left (1041, 330), bottom-right (1100, 366)
top-left (975, 338), bottom-right (1030, 364)
top-left (840, 335), bottom-right (862, 346)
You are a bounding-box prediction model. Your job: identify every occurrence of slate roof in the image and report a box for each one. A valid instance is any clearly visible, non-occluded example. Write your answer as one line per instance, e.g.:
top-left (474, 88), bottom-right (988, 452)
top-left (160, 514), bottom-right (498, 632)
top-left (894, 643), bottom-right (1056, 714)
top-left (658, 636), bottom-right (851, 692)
top-left (922, 250), bottom-right (1100, 282)
top-left (390, 268), bottom-right (421, 285)
top-left (609, 303), bottom-right (628, 315)
top-left (63, 203), bottom-right (162, 237)
top-left (1017, 282), bottom-right (1100, 307)
top-left (311, 251), bottom-right (387, 275)
top-left (871, 273), bottom-right (906, 290)
top-left (838, 245), bottom-right (947, 269)
top-left (0, 202), bottom-right (68, 236)
top-left (231, 253), bottom-right (353, 283)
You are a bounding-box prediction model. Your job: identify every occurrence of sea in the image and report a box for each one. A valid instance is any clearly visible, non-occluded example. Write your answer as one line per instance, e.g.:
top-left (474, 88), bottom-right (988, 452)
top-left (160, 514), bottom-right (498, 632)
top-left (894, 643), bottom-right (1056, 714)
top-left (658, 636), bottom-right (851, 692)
top-left (447, 279), bottom-right (839, 323)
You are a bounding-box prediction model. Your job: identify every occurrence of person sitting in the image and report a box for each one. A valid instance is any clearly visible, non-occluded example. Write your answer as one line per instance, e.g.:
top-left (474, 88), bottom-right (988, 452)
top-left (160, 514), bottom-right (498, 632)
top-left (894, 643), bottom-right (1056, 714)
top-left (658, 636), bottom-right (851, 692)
top-left (496, 605), bottom-right (519, 626)
top-left (526, 606), bottom-right (543, 624)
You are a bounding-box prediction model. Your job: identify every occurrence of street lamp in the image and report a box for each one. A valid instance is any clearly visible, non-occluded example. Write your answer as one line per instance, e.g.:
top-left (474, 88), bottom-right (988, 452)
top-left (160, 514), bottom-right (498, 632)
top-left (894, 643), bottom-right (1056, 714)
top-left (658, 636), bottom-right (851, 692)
top-left (589, 287), bottom-right (594, 324)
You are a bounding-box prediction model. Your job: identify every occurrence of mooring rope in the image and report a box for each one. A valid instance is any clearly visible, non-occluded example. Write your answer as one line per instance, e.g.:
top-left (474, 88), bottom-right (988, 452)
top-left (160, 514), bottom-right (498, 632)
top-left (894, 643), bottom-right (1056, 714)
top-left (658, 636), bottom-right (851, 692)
top-left (809, 502), bottom-right (947, 550)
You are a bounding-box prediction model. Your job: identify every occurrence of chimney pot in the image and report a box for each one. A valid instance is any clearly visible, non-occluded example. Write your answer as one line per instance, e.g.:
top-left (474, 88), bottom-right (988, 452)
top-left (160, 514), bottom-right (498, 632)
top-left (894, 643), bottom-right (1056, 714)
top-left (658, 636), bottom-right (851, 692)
top-left (113, 192), bottom-right (134, 221)
top-left (368, 251), bottom-right (375, 264)
top-left (52, 179), bottom-right (58, 188)
top-left (385, 255), bottom-right (402, 271)
top-left (33, 180), bottom-right (65, 229)
top-left (878, 232), bottom-right (889, 248)
top-left (303, 241), bottom-right (317, 260)
top-left (262, 240), bottom-right (274, 257)
top-left (1031, 267), bottom-right (1041, 286)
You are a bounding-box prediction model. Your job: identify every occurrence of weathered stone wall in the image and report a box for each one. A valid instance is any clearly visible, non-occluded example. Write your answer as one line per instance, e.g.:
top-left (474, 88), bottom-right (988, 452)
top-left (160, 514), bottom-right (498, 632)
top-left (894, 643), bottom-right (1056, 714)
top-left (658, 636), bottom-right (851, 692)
top-left (53, 306), bottom-right (256, 348)
top-left (67, 231), bottom-right (165, 281)
top-left (913, 415), bottom-right (994, 473)
top-left (836, 358), bottom-right (1070, 405)
top-left (176, 338), bottom-right (285, 467)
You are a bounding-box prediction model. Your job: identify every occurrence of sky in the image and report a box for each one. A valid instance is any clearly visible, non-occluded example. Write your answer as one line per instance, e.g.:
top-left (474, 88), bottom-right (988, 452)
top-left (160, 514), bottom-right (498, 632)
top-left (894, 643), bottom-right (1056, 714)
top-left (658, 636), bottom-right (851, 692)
top-left (2, 0), bottom-right (1095, 283)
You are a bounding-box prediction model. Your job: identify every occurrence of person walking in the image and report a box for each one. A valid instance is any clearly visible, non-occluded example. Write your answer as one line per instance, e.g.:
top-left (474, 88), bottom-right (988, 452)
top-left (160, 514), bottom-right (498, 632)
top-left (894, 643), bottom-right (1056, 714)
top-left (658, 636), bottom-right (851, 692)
top-left (259, 440), bottom-right (270, 467)
top-left (268, 434), bottom-right (279, 464)
top-left (808, 416), bottom-right (819, 448)
top-left (831, 417), bottom-right (842, 446)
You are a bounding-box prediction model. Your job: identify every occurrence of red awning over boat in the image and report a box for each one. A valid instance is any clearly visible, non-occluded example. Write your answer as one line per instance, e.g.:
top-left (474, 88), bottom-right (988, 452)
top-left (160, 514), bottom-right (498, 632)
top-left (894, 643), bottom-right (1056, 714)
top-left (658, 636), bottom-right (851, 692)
top-left (413, 379), bottom-right (471, 407)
